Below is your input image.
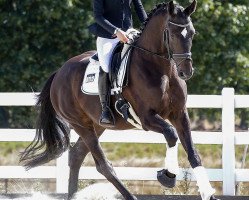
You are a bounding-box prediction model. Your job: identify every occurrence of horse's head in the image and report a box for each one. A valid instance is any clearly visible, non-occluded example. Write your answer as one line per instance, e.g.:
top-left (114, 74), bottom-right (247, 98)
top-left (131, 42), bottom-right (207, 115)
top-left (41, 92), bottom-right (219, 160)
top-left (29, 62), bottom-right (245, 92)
top-left (166, 0), bottom-right (197, 80)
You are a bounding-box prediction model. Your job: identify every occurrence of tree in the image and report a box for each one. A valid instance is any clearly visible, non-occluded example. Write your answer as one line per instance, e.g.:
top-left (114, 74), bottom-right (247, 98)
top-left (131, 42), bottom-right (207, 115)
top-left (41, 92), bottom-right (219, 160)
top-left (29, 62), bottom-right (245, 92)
top-left (0, 0), bottom-right (95, 127)
top-left (188, 0), bottom-right (249, 95)
top-left (0, 0), bottom-right (94, 92)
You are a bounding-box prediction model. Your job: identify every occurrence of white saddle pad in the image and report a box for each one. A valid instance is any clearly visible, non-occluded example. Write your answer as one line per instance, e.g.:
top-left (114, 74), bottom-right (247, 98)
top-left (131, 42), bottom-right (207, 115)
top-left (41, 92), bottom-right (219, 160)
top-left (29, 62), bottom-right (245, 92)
top-left (81, 48), bottom-right (131, 95)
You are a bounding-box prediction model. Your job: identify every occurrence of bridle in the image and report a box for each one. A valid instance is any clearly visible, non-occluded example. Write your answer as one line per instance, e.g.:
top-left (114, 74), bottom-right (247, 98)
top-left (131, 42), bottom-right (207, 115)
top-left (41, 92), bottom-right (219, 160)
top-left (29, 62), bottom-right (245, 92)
top-left (126, 20), bottom-right (193, 68)
top-left (165, 21), bottom-right (193, 68)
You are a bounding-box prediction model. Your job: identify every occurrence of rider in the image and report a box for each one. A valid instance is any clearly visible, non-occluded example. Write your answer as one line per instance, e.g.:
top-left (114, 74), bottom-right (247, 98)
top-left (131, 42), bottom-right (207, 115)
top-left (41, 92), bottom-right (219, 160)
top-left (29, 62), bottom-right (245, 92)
top-left (89, 0), bottom-right (147, 127)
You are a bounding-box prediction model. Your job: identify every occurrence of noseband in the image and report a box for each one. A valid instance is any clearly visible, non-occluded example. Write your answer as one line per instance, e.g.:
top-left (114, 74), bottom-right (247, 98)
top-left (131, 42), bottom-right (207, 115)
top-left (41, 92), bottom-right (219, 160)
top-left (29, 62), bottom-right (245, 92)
top-left (164, 21), bottom-right (192, 68)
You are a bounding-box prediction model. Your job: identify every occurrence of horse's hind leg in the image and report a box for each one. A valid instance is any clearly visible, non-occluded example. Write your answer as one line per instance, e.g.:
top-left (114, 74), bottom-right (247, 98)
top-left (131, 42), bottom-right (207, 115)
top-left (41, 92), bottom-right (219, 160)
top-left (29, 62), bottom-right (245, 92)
top-left (68, 125), bottom-right (105, 199)
top-left (68, 137), bottom-right (89, 199)
top-left (170, 109), bottom-right (219, 200)
top-left (72, 124), bottom-right (137, 200)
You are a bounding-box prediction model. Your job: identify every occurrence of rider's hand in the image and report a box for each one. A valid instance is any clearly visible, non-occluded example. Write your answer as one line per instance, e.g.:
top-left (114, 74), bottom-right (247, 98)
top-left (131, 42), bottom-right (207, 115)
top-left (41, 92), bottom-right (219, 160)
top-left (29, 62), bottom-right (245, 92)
top-left (116, 29), bottom-right (129, 43)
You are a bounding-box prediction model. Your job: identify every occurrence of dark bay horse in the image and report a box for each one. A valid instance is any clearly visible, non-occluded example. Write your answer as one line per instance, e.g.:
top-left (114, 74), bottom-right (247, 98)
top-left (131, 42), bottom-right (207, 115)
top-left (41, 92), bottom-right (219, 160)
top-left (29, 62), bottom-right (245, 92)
top-left (20, 1), bottom-right (219, 200)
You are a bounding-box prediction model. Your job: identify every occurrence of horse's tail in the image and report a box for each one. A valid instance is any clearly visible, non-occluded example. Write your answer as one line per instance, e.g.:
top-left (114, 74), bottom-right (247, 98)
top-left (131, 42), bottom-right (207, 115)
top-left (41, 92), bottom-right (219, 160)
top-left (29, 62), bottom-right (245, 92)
top-left (20, 72), bottom-right (70, 169)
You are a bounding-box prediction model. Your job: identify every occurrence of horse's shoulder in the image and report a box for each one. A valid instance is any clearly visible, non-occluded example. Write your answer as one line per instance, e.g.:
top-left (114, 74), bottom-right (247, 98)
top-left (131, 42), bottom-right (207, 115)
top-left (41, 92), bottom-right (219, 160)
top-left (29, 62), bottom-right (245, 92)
top-left (169, 78), bottom-right (187, 107)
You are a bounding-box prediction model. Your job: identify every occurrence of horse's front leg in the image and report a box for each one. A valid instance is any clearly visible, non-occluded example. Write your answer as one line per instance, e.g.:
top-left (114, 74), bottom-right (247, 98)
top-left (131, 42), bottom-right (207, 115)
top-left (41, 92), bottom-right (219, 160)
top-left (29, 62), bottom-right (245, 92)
top-left (157, 141), bottom-right (180, 188)
top-left (142, 112), bottom-right (179, 147)
top-left (170, 109), bottom-right (219, 200)
top-left (141, 112), bottom-right (179, 187)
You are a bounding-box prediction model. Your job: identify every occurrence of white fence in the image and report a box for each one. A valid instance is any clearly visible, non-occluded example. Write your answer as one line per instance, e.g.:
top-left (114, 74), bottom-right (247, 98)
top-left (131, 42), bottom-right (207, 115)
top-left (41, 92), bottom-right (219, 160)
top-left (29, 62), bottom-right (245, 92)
top-left (0, 88), bottom-right (249, 195)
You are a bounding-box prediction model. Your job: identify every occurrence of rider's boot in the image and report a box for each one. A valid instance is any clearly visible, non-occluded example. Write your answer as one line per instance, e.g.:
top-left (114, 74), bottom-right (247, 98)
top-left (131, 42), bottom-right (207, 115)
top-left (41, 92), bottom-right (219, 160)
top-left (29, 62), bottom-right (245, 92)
top-left (98, 67), bottom-right (115, 127)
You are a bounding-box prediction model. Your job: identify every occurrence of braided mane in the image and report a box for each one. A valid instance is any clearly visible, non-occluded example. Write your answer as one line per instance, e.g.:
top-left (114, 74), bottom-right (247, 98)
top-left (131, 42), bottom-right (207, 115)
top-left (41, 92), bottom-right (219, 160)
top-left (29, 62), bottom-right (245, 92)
top-left (139, 2), bottom-right (168, 33)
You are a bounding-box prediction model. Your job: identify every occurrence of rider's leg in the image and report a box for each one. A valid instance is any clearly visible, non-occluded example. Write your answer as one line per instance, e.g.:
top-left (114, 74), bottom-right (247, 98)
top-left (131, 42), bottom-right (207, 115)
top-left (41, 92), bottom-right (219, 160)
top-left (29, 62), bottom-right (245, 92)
top-left (96, 37), bottom-right (119, 126)
top-left (98, 67), bottom-right (114, 126)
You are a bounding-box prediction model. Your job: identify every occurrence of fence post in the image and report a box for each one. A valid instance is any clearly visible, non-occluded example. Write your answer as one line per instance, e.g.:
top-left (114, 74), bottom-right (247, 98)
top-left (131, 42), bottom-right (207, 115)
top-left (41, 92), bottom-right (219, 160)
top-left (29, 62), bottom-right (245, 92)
top-left (56, 150), bottom-right (69, 193)
top-left (222, 88), bottom-right (235, 195)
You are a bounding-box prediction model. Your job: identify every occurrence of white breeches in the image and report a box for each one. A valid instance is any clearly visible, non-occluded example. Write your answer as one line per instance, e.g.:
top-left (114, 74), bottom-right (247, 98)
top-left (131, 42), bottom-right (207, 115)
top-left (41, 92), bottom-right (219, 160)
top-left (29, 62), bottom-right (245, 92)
top-left (96, 37), bottom-right (119, 73)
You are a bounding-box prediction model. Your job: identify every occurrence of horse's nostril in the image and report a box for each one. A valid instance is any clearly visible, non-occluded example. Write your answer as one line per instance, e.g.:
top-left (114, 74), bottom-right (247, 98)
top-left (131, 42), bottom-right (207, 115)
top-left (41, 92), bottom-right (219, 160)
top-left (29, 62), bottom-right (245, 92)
top-left (179, 71), bottom-right (185, 77)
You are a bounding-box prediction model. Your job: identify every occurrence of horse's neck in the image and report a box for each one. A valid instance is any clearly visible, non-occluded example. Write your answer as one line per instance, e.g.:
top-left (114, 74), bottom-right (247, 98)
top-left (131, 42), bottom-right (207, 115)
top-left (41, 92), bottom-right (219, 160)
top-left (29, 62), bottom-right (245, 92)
top-left (137, 16), bottom-right (166, 55)
top-left (134, 16), bottom-right (172, 76)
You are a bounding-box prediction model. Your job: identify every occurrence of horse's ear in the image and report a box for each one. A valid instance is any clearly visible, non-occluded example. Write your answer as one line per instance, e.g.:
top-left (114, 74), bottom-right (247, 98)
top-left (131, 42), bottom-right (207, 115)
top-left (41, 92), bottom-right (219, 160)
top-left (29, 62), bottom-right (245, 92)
top-left (168, 1), bottom-right (176, 16)
top-left (184, 0), bottom-right (197, 16)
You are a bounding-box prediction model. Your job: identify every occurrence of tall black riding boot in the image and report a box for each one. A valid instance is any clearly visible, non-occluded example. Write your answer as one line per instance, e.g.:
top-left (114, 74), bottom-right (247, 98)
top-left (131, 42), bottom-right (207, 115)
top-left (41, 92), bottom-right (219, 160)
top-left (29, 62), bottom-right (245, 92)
top-left (98, 68), bottom-right (115, 127)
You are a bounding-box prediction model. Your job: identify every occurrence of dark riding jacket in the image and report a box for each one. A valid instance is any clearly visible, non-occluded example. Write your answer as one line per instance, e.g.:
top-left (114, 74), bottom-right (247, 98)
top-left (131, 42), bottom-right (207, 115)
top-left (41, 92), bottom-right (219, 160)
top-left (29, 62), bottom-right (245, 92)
top-left (89, 0), bottom-right (147, 39)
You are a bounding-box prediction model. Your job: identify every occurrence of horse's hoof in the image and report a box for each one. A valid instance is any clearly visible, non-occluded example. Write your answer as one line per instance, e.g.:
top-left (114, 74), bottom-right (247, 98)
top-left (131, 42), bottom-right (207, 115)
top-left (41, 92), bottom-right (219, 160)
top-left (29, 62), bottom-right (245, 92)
top-left (210, 195), bottom-right (220, 200)
top-left (157, 169), bottom-right (176, 188)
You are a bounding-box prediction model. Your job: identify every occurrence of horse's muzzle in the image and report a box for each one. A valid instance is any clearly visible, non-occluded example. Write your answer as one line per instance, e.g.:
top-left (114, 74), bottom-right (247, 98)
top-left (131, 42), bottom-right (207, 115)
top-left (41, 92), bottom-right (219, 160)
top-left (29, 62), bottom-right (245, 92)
top-left (178, 67), bottom-right (194, 80)
top-left (177, 57), bottom-right (195, 80)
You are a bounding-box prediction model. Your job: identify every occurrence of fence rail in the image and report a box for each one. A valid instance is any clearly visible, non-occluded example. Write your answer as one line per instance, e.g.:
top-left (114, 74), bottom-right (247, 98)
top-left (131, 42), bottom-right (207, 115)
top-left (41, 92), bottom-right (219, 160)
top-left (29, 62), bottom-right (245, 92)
top-left (0, 88), bottom-right (249, 195)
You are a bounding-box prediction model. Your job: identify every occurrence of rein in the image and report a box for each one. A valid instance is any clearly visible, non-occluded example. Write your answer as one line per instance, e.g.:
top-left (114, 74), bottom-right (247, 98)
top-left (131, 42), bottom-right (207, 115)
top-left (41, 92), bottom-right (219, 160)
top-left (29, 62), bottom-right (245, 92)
top-left (126, 21), bottom-right (192, 67)
top-left (126, 43), bottom-right (169, 60)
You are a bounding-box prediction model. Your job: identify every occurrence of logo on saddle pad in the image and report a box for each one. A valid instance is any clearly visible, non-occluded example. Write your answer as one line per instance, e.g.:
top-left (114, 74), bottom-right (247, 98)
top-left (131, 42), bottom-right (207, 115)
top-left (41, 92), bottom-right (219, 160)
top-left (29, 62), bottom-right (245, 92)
top-left (85, 73), bottom-right (96, 83)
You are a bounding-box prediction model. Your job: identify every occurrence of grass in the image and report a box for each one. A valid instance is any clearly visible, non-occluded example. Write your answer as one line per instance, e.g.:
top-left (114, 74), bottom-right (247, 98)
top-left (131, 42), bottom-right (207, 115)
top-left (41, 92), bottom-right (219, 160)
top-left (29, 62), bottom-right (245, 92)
top-left (102, 143), bottom-right (166, 160)
top-left (0, 142), bottom-right (28, 157)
